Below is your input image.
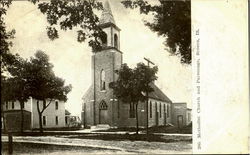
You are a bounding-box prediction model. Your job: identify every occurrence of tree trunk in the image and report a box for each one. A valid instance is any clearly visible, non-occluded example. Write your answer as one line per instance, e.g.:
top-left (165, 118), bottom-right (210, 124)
top-left (20, 101), bottom-right (24, 133)
top-left (2, 103), bottom-right (7, 133)
top-left (37, 101), bottom-right (43, 133)
top-left (2, 112), bottom-right (7, 132)
top-left (38, 112), bottom-right (43, 133)
top-left (135, 102), bottom-right (139, 134)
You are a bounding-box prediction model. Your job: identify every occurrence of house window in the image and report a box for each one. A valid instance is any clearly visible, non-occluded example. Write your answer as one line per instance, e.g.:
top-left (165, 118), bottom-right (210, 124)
top-left (114, 34), bottom-right (118, 48)
top-left (65, 116), bottom-right (68, 125)
top-left (149, 101), bottom-right (152, 118)
top-left (55, 101), bottom-right (58, 110)
top-left (160, 103), bottom-right (162, 118)
top-left (6, 102), bottom-right (8, 110)
top-left (55, 116), bottom-right (58, 125)
top-left (43, 116), bottom-right (46, 126)
top-left (129, 102), bottom-right (135, 118)
top-left (12, 102), bottom-right (14, 109)
top-left (100, 70), bottom-right (106, 91)
top-left (167, 105), bottom-right (170, 117)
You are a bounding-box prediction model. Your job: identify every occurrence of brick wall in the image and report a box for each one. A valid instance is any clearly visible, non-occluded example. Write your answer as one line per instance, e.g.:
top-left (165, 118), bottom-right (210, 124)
top-left (148, 98), bottom-right (172, 127)
top-left (171, 103), bottom-right (187, 127)
top-left (92, 48), bottom-right (122, 126)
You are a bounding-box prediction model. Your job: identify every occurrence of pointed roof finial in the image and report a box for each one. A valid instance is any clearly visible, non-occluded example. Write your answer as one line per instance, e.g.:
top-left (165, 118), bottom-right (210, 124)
top-left (99, 0), bottom-right (115, 25)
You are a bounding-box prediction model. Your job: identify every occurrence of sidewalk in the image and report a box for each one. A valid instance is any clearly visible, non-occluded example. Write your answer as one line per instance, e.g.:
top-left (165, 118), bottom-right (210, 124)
top-left (43, 128), bottom-right (192, 137)
top-left (2, 135), bottom-right (192, 154)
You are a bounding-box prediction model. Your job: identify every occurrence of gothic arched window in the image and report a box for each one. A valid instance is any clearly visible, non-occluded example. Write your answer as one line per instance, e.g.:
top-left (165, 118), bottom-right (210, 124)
top-left (149, 101), bottom-right (152, 118)
top-left (100, 32), bottom-right (107, 46)
top-left (160, 102), bottom-right (162, 118)
top-left (99, 100), bottom-right (108, 110)
top-left (114, 34), bottom-right (118, 48)
top-left (100, 69), bottom-right (106, 90)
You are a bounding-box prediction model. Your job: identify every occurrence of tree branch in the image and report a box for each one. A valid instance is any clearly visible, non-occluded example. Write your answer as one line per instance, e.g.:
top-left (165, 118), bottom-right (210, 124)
top-left (41, 98), bottom-right (53, 113)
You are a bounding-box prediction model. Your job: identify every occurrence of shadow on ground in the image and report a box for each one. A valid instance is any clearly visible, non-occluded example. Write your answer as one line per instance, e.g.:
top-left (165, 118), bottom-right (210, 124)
top-left (1, 142), bottom-right (121, 154)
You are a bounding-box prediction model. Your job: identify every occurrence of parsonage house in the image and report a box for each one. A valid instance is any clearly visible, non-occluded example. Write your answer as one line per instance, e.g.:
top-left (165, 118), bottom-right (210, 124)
top-left (2, 97), bottom-right (66, 131)
top-left (81, 1), bottom-right (192, 128)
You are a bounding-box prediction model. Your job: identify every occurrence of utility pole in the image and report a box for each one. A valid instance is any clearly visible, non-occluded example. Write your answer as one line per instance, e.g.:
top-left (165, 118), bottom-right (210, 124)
top-left (143, 57), bottom-right (155, 136)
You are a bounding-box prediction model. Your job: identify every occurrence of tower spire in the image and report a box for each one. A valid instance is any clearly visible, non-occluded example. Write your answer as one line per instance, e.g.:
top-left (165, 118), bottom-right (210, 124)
top-left (99, 0), bottom-right (115, 24)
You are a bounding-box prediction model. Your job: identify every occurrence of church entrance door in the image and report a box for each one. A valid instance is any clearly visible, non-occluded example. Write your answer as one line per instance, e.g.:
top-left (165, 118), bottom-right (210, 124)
top-left (99, 100), bottom-right (108, 124)
top-left (100, 110), bottom-right (108, 124)
top-left (177, 115), bottom-right (183, 128)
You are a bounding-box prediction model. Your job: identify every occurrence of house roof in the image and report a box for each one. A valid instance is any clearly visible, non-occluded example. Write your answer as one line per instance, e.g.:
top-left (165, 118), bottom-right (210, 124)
top-left (65, 109), bottom-right (71, 115)
top-left (148, 83), bottom-right (172, 103)
top-left (99, 0), bottom-right (115, 25)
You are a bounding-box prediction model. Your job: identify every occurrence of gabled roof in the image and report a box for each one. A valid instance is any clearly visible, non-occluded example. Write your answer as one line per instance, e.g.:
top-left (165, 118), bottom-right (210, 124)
top-left (82, 85), bottom-right (93, 101)
top-left (99, 0), bottom-right (116, 25)
top-left (149, 83), bottom-right (172, 103)
top-left (82, 84), bottom-right (172, 103)
top-left (65, 109), bottom-right (71, 115)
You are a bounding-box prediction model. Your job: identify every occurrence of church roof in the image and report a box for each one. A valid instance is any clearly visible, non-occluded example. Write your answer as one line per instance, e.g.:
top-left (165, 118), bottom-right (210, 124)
top-left (99, 0), bottom-right (116, 25)
top-left (82, 84), bottom-right (172, 103)
top-left (149, 83), bottom-right (172, 103)
top-left (82, 85), bottom-right (93, 101)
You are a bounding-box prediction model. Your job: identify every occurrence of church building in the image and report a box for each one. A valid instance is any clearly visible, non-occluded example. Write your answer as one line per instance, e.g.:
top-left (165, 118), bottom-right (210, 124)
top-left (82, 1), bottom-right (173, 128)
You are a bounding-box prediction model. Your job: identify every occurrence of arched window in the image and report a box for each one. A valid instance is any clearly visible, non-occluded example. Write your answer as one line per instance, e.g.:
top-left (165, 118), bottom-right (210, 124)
top-left (114, 34), bottom-right (118, 48)
top-left (100, 69), bottom-right (106, 90)
top-left (99, 100), bottom-right (108, 110)
top-left (167, 105), bottom-right (170, 117)
top-left (164, 104), bottom-right (166, 114)
top-left (100, 32), bottom-right (107, 46)
top-left (160, 103), bottom-right (162, 118)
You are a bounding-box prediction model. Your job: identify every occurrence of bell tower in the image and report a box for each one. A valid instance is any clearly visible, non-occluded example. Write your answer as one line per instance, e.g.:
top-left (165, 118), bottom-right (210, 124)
top-left (91, 0), bottom-right (122, 126)
top-left (98, 0), bottom-right (121, 50)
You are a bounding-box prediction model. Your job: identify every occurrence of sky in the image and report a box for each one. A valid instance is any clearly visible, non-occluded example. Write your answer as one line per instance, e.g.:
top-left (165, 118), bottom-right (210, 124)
top-left (5, 0), bottom-right (192, 116)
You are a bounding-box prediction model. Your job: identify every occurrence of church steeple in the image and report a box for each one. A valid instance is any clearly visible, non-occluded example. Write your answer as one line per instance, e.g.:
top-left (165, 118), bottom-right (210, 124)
top-left (98, 0), bottom-right (121, 50)
top-left (99, 0), bottom-right (115, 25)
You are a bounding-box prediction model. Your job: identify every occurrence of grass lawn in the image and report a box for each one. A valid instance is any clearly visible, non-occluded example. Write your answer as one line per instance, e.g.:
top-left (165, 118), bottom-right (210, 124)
top-left (95, 124), bottom-right (192, 134)
top-left (64, 133), bottom-right (191, 143)
top-left (147, 124), bottom-right (192, 134)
